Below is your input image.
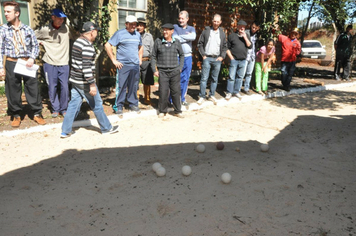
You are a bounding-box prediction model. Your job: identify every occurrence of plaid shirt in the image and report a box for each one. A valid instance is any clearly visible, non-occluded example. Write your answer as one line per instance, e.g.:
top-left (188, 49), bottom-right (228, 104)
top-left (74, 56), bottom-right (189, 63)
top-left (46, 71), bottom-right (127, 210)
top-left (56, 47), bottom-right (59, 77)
top-left (0, 22), bottom-right (39, 69)
top-left (151, 37), bottom-right (184, 72)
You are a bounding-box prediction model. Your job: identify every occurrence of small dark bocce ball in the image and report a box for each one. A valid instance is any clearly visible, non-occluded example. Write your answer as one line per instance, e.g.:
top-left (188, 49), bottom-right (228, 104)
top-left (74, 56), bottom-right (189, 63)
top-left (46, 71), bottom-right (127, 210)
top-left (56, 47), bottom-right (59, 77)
top-left (216, 142), bottom-right (224, 150)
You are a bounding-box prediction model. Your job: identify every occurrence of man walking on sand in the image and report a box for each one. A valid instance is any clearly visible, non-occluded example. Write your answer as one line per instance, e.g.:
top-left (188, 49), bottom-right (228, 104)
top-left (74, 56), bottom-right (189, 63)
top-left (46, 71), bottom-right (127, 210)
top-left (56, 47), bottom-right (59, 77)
top-left (0, 1), bottom-right (46, 128)
top-left (173, 10), bottom-right (196, 106)
top-left (105, 15), bottom-right (143, 117)
top-left (61, 22), bottom-right (119, 138)
top-left (35, 8), bottom-right (72, 118)
top-left (197, 14), bottom-right (227, 105)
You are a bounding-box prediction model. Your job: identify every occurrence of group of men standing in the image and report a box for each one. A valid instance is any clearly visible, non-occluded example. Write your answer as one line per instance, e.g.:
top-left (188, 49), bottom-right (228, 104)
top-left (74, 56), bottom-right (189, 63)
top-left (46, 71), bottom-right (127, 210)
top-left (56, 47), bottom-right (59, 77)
top-left (0, 1), bottom-right (353, 133)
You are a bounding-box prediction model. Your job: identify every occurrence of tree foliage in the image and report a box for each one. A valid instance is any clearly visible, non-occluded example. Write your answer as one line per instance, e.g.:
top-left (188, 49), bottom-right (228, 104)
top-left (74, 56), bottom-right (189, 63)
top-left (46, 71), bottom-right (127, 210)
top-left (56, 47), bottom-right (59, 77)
top-left (225, 0), bottom-right (301, 41)
top-left (33, 0), bottom-right (116, 50)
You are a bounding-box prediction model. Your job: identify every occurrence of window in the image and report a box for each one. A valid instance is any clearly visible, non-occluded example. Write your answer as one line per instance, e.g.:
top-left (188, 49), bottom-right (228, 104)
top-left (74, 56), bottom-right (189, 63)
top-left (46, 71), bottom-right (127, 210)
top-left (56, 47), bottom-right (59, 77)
top-left (0, 0), bottom-right (30, 26)
top-left (117, 0), bottom-right (147, 29)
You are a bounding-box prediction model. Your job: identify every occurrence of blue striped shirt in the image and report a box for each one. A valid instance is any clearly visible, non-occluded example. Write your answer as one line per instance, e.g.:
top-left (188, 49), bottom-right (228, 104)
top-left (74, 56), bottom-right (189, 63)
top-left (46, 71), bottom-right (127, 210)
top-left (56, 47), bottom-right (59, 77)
top-left (108, 28), bottom-right (142, 66)
top-left (0, 22), bottom-right (39, 69)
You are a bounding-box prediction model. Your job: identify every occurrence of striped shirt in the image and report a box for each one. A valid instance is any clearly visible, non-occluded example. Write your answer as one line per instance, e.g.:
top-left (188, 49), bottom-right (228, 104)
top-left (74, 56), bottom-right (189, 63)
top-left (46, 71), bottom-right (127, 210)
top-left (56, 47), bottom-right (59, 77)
top-left (0, 22), bottom-right (39, 69)
top-left (70, 36), bottom-right (96, 86)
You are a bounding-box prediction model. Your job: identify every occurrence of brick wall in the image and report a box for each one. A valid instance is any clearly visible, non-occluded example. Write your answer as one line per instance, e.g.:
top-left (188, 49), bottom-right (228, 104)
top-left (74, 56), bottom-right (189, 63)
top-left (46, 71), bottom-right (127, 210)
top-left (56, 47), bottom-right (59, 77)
top-left (183, 0), bottom-right (255, 71)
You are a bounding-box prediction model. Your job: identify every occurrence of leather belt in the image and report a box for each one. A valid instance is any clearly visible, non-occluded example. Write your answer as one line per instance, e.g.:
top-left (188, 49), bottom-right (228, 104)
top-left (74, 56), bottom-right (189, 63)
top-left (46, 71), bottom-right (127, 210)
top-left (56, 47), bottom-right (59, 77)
top-left (206, 55), bottom-right (219, 58)
top-left (6, 57), bottom-right (29, 62)
top-left (142, 57), bottom-right (150, 61)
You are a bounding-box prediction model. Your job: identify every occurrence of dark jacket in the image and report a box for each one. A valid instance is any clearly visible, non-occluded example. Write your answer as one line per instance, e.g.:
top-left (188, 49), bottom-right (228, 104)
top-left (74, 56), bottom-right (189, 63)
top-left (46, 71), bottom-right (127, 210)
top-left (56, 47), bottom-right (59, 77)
top-left (197, 26), bottom-right (227, 60)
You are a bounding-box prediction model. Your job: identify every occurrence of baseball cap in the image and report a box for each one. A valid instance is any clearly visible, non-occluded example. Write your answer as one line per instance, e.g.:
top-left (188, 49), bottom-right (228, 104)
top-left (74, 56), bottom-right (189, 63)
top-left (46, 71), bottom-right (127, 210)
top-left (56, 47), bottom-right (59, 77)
top-left (52, 9), bottom-right (67, 18)
top-left (126, 15), bottom-right (137, 23)
top-left (81, 22), bottom-right (101, 33)
top-left (162, 23), bottom-right (174, 29)
top-left (291, 27), bottom-right (299, 33)
top-left (137, 17), bottom-right (147, 24)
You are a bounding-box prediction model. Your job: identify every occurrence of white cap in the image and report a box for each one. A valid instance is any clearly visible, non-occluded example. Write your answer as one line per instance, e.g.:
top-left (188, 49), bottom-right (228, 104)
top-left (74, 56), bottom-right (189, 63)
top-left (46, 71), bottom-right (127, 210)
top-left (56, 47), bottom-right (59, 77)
top-left (126, 15), bottom-right (137, 23)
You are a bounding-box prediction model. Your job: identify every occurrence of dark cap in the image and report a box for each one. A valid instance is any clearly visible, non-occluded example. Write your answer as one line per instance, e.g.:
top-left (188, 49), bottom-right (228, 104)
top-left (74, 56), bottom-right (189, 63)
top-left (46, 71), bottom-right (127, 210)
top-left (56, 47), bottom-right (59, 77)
top-left (137, 17), bottom-right (147, 24)
top-left (162, 23), bottom-right (174, 29)
top-left (237, 20), bottom-right (247, 26)
top-left (52, 9), bottom-right (66, 18)
top-left (81, 22), bottom-right (101, 33)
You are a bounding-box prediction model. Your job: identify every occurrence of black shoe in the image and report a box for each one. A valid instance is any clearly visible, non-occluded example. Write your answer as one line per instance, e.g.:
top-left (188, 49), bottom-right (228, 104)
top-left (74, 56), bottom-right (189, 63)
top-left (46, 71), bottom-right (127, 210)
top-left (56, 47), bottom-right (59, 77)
top-left (283, 86), bottom-right (290, 92)
top-left (243, 90), bottom-right (251, 95)
top-left (115, 108), bottom-right (123, 117)
top-left (130, 106), bottom-right (141, 114)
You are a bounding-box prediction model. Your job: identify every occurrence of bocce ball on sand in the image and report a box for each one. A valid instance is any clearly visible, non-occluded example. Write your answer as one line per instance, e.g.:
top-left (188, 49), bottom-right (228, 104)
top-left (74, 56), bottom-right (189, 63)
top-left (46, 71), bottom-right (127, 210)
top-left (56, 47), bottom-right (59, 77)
top-left (152, 162), bottom-right (162, 172)
top-left (196, 144), bottom-right (206, 153)
top-left (260, 143), bottom-right (269, 152)
top-left (216, 141), bottom-right (224, 150)
top-left (182, 165), bottom-right (192, 176)
top-left (221, 173), bottom-right (232, 184)
top-left (156, 167), bottom-right (166, 177)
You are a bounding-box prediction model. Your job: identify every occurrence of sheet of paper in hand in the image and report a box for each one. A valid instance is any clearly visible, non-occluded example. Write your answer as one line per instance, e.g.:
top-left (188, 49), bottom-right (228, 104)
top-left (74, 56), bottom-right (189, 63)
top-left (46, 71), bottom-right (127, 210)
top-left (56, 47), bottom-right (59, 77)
top-left (14, 59), bottom-right (40, 78)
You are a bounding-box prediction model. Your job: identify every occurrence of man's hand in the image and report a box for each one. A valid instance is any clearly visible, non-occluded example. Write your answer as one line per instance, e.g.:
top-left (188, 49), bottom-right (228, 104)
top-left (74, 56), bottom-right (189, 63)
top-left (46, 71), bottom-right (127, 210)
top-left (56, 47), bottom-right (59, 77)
top-left (26, 58), bottom-right (35, 68)
top-left (112, 59), bottom-right (123, 70)
top-left (216, 56), bottom-right (223, 61)
top-left (0, 68), bottom-right (5, 77)
top-left (154, 71), bottom-right (159, 77)
top-left (89, 83), bottom-right (97, 96)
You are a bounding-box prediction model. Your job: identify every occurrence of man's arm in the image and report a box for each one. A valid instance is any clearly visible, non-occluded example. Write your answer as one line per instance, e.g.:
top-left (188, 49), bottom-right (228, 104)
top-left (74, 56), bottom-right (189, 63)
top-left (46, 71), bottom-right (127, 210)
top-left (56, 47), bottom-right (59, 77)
top-left (138, 45), bottom-right (143, 65)
top-left (197, 29), bottom-right (206, 58)
top-left (104, 42), bottom-right (123, 70)
top-left (150, 39), bottom-right (159, 77)
top-left (27, 29), bottom-right (40, 68)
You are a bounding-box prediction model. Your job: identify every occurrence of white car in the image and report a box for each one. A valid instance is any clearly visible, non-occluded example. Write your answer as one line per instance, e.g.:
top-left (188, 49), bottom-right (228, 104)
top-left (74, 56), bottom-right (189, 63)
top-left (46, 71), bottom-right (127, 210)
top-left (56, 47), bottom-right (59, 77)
top-left (301, 40), bottom-right (326, 59)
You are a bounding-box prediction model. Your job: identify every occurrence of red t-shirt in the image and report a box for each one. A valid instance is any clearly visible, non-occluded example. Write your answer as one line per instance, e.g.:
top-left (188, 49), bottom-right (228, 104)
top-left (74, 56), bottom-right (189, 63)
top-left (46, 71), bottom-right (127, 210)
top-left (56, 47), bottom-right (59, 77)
top-left (278, 34), bottom-right (301, 62)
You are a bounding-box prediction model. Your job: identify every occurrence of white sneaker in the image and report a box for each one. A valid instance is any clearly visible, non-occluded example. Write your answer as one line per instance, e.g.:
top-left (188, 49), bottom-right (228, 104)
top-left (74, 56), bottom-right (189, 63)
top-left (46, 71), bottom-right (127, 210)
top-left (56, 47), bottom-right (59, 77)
top-left (234, 93), bottom-right (242, 98)
top-left (225, 93), bottom-right (232, 100)
top-left (60, 131), bottom-right (75, 138)
top-left (209, 96), bottom-right (217, 105)
top-left (158, 113), bottom-right (165, 118)
top-left (173, 113), bottom-right (184, 118)
top-left (197, 97), bottom-right (205, 105)
top-left (102, 125), bottom-right (119, 135)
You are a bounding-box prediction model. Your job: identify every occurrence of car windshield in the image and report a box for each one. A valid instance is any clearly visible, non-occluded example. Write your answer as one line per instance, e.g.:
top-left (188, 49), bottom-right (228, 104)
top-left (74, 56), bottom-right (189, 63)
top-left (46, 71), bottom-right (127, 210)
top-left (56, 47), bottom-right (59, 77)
top-left (302, 42), bottom-right (322, 48)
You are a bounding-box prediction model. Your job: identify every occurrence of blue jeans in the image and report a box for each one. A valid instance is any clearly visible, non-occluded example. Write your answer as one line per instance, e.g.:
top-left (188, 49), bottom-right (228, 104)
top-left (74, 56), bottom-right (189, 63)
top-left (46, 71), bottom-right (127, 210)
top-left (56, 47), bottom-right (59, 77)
top-left (227, 59), bottom-right (247, 94)
top-left (243, 58), bottom-right (255, 92)
top-left (61, 85), bottom-right (112, 134)
top-left (281, 61), bottom-right (296, 88)
top-left (113, 65), bottom-right (140, 112)
top-left (199, 57), bottom-right (222, 98)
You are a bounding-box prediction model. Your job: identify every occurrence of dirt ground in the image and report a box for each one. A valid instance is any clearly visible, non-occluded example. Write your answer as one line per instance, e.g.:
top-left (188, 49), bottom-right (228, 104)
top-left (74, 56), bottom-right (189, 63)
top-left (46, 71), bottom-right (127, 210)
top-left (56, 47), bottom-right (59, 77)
top-left (0, 79), bottom-right (355, 235)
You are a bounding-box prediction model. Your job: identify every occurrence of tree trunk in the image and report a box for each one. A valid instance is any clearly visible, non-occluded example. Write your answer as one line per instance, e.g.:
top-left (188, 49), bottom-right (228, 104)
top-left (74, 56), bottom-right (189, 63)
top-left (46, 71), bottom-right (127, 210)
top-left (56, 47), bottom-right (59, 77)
top-left (331, 22), bottom-right (337, 62)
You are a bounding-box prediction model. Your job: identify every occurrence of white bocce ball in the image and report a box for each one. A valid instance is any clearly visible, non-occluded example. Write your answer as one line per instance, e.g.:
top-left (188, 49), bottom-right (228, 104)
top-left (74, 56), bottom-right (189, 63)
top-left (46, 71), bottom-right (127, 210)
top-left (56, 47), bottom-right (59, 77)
top-left (156, 167), bottom-right (166, 177)
top-left (260, 143), bottom-right (269, 152)
top-left (221, 173), bottom-right (232, 184)
top-left (196, 144), bottom-right (206, 153)
top-left (152, 162), bottom-right (162, 172)
top-left (182, 165), bottom-right (192, 176)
